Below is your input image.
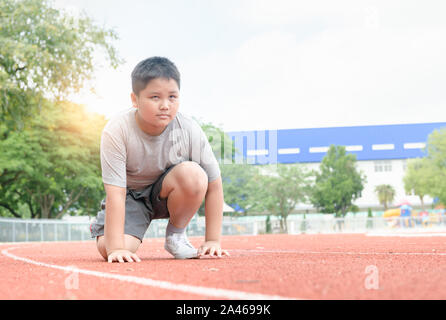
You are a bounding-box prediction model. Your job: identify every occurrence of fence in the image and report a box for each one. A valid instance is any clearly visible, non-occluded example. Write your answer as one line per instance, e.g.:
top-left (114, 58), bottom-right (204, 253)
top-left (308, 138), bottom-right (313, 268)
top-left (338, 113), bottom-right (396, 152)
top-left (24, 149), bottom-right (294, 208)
top-left (0, 217), bottom-right (259, 242)
top-left (1, 215), bottom-right (446, 242)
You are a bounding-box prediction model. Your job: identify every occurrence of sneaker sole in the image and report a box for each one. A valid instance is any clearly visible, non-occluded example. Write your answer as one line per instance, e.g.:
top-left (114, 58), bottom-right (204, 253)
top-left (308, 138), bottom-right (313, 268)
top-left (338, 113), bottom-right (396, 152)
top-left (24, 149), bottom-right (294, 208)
top-left (164, 244), bottom-right (198, 259)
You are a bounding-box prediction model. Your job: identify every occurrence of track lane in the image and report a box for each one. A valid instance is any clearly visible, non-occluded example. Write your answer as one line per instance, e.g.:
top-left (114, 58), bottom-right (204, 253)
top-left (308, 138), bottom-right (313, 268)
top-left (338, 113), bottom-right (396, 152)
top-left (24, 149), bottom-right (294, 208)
top-left (1, 234), bottom-right (446, 299)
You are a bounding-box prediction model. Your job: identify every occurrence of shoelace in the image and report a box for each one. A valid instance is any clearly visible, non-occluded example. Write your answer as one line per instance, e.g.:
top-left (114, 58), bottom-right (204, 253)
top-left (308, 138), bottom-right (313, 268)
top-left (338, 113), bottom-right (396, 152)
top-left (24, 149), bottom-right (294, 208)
top-left (170, 232), bottom-right (194, 249)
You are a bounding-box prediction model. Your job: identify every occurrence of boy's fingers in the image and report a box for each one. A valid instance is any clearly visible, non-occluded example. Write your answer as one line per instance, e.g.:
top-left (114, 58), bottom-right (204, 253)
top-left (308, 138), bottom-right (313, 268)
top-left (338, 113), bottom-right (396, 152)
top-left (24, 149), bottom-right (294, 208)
top-left (124, 255), bottom-right (133, 263)
top-left (217, 248), bottom-right (222, 257)
top-left (132, 254), bottom-right (141, 262)
top-left (117, 256), bottom-right (124, 263)
top-left (198, 246), bottom-right (208, 256)
top-left (222, 250), bottom-right (230, 256)
top-left (209, 247), bottom-right (216, 257)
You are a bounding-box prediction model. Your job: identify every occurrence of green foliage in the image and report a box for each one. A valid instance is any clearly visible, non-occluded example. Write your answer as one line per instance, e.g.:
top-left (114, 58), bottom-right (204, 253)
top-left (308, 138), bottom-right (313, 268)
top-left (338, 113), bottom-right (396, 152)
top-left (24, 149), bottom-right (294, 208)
top-left (403, 158), bottom-right (435, 209)
top-left (0, 101), bottom-right (107, 218)
top-left (0, 0), bottom-right (121, 219)
top-left (374, 184), bottom-right (396, 210)
top-left (250, 164), bottom-right (310, 232)
top-left (219, 163), bottom-right (259, 215)
top-left (0, 0), bottom-right (122, 128)
top-left (403, 128), bottom-right (446, 207)
top-left (310, 145), bottom-right (366, 217)
top-left (424, 128), bottom-right (446, 205)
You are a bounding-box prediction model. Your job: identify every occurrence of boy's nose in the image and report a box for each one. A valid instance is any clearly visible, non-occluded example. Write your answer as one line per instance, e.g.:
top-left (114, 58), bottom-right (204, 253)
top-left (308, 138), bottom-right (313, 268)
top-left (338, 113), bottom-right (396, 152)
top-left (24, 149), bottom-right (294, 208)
top-left (160, 101), bottom-right (170, 109)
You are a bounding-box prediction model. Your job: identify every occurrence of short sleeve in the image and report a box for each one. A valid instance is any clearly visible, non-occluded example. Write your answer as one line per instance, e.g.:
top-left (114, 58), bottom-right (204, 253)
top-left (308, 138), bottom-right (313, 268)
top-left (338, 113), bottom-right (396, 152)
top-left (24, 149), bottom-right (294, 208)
top-left (100, 130), bottom-right (127, 188)
top-left (190, 124), bottom-right (221, 183)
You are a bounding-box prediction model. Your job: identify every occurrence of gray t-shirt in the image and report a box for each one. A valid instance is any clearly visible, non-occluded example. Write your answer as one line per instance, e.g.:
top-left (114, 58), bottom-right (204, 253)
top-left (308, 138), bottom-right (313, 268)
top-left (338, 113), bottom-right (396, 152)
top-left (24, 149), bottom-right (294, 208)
top-left (100, 108), bottom-right (221, 190)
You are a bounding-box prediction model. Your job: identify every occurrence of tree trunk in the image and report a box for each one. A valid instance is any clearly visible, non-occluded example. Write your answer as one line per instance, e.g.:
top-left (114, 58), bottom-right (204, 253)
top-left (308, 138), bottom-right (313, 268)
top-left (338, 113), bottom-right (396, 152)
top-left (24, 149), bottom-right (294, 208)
top-left (419, 195), bottom-right (425, 211)
top-left (40, 194), bottom-right (55, 219)
top-left (282, 217), bottom-right (288, 233)
top-left (55, 189), bottom-right (84, 219)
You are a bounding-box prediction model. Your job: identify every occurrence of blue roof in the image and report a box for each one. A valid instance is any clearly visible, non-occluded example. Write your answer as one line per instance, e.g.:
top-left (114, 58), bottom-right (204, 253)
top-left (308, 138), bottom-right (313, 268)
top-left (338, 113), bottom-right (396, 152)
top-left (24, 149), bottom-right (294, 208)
top-left (225, 122), bottom-right (446, 164)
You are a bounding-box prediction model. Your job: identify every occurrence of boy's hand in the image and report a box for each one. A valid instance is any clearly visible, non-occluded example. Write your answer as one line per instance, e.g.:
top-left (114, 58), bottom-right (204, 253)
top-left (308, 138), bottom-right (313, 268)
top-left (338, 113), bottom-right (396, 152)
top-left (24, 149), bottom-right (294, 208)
top-left (197, 241), bottom-right (230, 258)
top-left (107, 249), bottom-right (141, 263)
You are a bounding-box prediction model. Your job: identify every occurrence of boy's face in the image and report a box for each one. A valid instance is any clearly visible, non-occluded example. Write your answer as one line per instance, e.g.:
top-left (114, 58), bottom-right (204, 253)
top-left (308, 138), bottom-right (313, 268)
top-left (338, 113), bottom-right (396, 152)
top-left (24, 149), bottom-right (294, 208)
top-left (131, 77), bottom-right (180, 135)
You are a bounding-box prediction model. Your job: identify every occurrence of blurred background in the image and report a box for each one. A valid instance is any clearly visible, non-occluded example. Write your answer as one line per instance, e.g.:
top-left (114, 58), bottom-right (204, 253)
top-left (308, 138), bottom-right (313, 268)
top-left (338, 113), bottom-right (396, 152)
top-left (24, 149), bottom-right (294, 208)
top-left (1, 0), bottom-right (445, 240)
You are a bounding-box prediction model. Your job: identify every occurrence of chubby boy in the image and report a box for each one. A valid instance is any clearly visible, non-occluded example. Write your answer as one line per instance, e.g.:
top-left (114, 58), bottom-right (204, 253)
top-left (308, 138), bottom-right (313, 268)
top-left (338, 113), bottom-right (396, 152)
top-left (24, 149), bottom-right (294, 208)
top-left (90, 56), bottom-right (229, 263)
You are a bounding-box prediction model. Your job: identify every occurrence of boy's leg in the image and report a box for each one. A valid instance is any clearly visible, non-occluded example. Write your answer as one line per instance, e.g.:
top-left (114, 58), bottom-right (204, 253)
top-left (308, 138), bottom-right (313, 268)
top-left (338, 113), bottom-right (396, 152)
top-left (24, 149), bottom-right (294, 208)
top-left (159, 161), bottom-right (208, 228)
top-left (154, 161), bottom-right (207, 259)
top-left (96, 234), bottom-right (142, 261)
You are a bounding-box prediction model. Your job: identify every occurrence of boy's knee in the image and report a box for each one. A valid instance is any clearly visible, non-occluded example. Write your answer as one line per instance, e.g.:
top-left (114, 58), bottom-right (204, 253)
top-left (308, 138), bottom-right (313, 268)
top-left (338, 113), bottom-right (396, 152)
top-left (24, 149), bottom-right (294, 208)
top-left (175, 161), bottom-right (208, 196)
top-left (96, 236), bottom-right (108, 261)
top-left (96, 234), bottom-right (141, 261)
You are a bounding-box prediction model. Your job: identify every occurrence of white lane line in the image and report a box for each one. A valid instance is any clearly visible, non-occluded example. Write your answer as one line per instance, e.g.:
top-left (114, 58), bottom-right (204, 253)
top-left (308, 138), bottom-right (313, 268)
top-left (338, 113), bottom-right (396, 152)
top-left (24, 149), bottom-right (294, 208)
top-left (1, 246), bottom-right (297, 300)
top-left (232, 249), bottom-right (446, 256)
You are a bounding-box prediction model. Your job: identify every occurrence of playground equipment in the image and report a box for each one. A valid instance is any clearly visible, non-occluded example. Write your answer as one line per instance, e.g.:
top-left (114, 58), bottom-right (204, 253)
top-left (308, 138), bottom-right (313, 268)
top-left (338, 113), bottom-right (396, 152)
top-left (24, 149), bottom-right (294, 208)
top-left (383, 202), bottom-right (414, 227)
top-left (383, 208), bottom-right (400, 218)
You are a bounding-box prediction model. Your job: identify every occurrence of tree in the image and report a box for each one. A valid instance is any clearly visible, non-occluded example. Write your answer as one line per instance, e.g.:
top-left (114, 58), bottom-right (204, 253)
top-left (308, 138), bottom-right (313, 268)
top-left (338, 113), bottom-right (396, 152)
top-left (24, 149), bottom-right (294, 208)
top-left (374, 184), bottom-right (396, 210)
top-left (251, 164), bottom-right (310, 233)
top-left (0, 100), bottom-right (106, 218)
top-left (403, 158), bottom-right (435, 210)
top-left (0, 0), bottom-right (121, 128)
top-left (423, 128), bottom-right (446, 205)
top-left (0, 0), bottom-right (121, 219)
top-left (310, 145), bottom-right (366, 217)
top-left (219, 163), bottom-right (259, 215)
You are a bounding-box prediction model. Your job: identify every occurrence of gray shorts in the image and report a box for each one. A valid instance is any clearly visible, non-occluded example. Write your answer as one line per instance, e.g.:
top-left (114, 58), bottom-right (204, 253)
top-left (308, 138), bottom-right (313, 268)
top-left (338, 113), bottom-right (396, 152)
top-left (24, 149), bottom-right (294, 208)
top-left (90, 165), bottom-right (175, 242)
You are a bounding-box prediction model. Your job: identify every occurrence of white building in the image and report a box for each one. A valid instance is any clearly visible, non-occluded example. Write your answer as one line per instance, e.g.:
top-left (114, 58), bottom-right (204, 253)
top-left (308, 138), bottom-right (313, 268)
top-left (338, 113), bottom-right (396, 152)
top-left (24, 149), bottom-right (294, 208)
top-left (227, 122), bottom-right (446, 211)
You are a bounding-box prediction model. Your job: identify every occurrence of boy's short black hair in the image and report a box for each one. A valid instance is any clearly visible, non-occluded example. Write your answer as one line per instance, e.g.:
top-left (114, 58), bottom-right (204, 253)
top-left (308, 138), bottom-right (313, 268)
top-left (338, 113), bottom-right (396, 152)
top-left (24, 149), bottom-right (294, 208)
top-left (131, 56), bottom-right (181, 95)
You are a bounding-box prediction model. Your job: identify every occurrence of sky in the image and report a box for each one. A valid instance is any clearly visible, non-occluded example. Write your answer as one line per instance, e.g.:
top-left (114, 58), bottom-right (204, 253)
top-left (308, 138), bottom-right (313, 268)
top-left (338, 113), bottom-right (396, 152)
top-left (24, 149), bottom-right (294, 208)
top-left (52, 0), bottom-right (446, 132)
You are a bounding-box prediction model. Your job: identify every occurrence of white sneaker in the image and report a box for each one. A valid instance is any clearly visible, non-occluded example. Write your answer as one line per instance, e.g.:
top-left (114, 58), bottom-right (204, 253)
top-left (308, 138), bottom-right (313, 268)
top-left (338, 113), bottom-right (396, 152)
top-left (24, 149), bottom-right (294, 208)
top-left (164, 232), bottom-right (198, 259)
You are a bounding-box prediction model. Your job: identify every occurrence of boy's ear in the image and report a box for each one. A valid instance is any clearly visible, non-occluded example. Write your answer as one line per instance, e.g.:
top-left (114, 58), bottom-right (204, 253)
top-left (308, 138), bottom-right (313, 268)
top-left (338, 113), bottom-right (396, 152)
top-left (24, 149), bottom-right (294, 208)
top-left (130, 92), bottom-right (138, 108)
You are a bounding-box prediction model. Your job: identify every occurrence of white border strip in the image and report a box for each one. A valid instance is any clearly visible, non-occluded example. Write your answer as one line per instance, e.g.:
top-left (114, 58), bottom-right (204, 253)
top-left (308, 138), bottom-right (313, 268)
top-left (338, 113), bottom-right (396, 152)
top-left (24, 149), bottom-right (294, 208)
top-left (403, 142), bottom-right (426, 150)
top-left (345, 145), bottom-right (363, 152)
top-left (246, 149), bottom-right (269, 156)
top-left (1, 246), bottom-right (296, 300)
top-left (372, 144), bottom-right (394, 151)
top-left (278, 148), bottom-right (300, 155)
top-left (309, 146), bottom-right (329, 153)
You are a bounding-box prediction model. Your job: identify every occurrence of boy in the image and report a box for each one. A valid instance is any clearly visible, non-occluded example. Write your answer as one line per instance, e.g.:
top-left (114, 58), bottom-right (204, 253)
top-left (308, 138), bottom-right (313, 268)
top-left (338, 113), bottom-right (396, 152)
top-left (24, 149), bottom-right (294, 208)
top-left (90, 56), bottom-right (229, 263)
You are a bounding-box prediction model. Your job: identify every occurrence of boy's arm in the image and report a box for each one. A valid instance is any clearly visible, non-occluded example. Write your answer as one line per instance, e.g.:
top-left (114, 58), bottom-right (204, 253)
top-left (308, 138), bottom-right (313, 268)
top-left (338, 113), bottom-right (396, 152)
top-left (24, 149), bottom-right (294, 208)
top-left (104, 184), bottom-right (140, 262)
top-left (197, 177), bottom-right (230, 257)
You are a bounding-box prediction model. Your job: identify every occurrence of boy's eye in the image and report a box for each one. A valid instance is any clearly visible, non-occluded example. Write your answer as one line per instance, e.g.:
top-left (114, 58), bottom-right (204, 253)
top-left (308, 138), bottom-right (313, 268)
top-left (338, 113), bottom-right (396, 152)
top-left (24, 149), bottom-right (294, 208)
top-left (151, 96), bottom-right (159, 99)
top-left (170, 95), bottom-right (178, 99)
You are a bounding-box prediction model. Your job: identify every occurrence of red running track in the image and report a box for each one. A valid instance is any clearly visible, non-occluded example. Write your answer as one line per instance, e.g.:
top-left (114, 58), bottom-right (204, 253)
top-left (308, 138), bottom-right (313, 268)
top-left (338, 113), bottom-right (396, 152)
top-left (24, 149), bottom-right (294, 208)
top-left (1, 233), bottom-right (446, 300)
